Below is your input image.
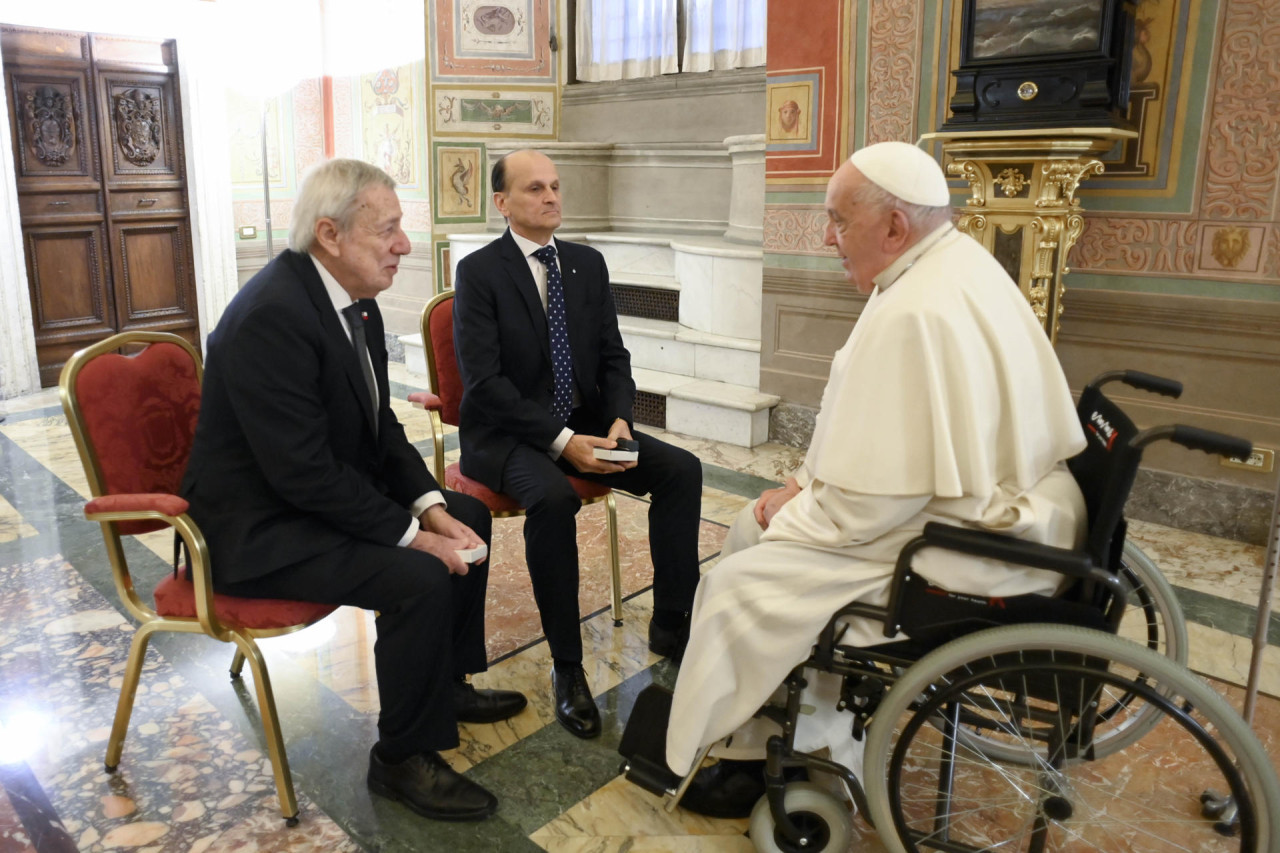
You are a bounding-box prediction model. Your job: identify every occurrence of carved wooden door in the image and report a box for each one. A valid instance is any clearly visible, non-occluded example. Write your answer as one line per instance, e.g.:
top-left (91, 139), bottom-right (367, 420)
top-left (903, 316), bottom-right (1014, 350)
top-left (3, 26), bottom-right (199, 386)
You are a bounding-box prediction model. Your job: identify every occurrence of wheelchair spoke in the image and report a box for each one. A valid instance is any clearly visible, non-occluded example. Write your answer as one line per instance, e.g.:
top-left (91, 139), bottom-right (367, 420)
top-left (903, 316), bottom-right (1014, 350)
top-left (879, 642), bottom-right (1266, 852)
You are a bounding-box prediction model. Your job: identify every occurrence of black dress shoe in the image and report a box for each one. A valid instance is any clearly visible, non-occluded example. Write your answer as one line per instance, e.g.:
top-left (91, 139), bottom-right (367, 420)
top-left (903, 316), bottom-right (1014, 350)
top-left (677, 759), bottom-right (766, 819)
top-left (647, 618), bottom-right (690, 661)
top-left (552, 666), bottom-right (602, 739)
top-left (453, 680), bottom-right (528, 723)
top-left (367, 747), bottom-right (497, 821)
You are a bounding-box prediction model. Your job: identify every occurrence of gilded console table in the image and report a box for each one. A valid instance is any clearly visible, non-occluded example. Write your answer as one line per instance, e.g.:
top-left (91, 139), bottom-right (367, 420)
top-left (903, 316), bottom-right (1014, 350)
top-left (920, 128), bottom-right (1137, 344)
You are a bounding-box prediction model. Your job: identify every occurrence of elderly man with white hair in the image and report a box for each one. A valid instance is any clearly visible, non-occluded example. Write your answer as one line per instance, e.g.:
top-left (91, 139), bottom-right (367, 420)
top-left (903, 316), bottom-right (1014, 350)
top-left (656, 141), bottom-right (1088, 817)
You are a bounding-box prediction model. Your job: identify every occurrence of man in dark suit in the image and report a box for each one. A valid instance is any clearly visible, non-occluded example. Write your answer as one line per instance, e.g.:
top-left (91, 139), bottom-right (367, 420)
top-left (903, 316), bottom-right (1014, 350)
top-left (452, 149), bottom-right (702, 740)
top-left (180, 159), bottom-right (525, 822)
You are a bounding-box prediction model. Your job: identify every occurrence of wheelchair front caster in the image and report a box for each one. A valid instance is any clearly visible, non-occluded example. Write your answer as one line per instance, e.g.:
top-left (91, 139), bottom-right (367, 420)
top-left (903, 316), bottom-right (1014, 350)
top-left (748, 782), bottom-right (852, 853)
top-left (1200, 789), bottom-right (1240, 837)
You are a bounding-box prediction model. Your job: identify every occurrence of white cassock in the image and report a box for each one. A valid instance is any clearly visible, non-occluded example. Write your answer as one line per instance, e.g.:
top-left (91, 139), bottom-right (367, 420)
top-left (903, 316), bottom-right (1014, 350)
top-left (666, 224), bottom-right (1089, 776)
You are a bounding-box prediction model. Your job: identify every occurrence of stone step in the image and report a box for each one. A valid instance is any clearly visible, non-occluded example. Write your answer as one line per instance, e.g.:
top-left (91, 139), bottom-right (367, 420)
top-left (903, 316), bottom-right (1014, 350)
top-left (619, 318), bottom-right (760, 387)
top-left (399, 335), bottom-right (777, 448)
top-left (633, 367), bottom-right (779, 447)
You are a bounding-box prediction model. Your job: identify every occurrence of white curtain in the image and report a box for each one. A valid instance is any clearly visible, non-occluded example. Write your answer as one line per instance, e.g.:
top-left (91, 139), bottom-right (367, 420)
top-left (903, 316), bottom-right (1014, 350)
top-left (682, 0), bottom-right (766, 73)
top-left (576, 0), bottom-right (679, 82)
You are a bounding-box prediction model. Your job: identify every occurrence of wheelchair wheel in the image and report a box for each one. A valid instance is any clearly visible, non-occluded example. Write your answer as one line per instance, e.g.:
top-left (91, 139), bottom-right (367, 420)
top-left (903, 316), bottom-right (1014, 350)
top-left (748, 782), bottom-right (853, 853)
top-left (950, 543), bottom-right (1188, 764)
top-left (1118, 539), bottom-right (1188, 667)
top-left (864, 624), bottom-right (1280, 853)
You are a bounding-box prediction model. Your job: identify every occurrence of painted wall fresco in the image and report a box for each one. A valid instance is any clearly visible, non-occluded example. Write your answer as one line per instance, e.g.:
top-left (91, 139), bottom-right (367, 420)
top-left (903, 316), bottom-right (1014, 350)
top-left (763, 0), bottom-right (1280, 298)
top-left (433, 86), bottom-right (556, 138)
top-left (433, 141), bottom-right (486, 223)
top-left (431, 0), bottom-right (556, 82)
top-left (228, 62), bottom-right (432, 243)
top-left (764, 0), bottom-right (847, 181)
top-left (361, 66), bottom-right (421, 187)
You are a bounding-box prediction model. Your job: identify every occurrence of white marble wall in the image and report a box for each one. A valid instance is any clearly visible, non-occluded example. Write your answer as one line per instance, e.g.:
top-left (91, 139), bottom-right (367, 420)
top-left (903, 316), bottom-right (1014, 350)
top-left (673, 242), bottom-right (763, 340)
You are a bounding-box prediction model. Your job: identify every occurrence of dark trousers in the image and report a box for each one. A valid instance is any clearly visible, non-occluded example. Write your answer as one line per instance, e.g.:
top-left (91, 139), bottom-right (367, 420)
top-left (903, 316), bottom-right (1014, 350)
top-left (215, 491), bottom-right (492, 756)
top-left (500, 428), bottom-right (702, 663)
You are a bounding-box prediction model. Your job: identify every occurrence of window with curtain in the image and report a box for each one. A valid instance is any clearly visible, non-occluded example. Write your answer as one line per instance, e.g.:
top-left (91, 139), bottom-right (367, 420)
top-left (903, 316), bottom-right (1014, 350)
top-left (576, 0), bottom-right (679, 82)
top-left (682, 0), bottom-right (765, 73)
top-left (575, 0), bottom-right (765, 83)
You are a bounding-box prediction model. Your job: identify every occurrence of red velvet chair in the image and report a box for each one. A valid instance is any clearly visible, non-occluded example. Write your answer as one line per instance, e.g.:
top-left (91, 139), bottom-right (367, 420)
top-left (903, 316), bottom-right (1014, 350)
top-left (58, 331), bottom-right (336, 825)
top-left (408, 290), bottom-right (624, 625)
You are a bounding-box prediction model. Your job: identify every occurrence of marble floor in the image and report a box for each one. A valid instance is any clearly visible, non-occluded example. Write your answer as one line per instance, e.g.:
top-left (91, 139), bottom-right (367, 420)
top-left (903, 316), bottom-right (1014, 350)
top-left (0, 362), bottom-right (1277, 852)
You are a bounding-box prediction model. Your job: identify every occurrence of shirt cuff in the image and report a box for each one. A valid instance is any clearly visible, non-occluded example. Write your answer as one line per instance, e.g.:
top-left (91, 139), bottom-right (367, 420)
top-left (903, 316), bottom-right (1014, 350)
top-left (398, 491), bottom-right (447, 548)
top-left (548, 427), bottom-right (573, 460)
top-left (411, 490), bottom-right (447, 516)
top-left (397, 518), bottom-right (420, 548)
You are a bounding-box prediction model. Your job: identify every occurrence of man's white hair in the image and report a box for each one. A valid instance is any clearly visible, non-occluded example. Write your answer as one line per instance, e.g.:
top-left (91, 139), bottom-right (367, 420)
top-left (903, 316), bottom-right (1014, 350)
top-left (288, 159), bottom-right (397, 253)
top-left (848, 175), bottom-right (951, 232)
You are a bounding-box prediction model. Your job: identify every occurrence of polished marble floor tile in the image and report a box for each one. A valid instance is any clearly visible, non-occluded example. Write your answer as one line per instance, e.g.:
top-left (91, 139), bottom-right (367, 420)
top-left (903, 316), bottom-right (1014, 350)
top-left (0, 493), bottom-right (37, 545)
top-left (2, 372), bottom-right (1278, 853)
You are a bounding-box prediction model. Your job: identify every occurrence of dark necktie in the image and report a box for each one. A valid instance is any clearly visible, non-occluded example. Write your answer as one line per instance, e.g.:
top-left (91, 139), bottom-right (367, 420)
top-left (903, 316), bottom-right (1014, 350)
top-left (341, 301), bottom-right (379, 435)
top-left (532, 244), bottom-right (574, 422)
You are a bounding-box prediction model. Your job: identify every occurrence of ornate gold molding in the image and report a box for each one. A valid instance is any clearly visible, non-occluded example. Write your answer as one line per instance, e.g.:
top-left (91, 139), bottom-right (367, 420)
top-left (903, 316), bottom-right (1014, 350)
top-left (922, 127), bottom-right (1136, 343)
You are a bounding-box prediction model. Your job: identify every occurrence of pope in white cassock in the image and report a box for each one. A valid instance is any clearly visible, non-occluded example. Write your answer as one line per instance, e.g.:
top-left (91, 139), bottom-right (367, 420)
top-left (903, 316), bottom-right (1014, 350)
top-left (663, 142), bottom-right (1089, 810)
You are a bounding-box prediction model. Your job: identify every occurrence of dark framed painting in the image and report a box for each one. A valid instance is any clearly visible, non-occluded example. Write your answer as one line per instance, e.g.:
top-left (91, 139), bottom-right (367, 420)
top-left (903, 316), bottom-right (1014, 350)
top-left (943, 0), bottom-right (1136, 130)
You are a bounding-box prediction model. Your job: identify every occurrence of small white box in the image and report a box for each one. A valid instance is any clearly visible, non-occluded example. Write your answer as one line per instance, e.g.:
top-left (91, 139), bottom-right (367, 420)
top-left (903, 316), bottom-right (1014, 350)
top-left (455, 543), bottom-right (488, 563)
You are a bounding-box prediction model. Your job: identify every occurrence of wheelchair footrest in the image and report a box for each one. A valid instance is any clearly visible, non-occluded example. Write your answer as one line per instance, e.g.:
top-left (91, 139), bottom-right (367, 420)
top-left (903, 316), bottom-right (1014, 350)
top-left (619, 684), bottom-right (678, 796)
top-left (624, 755), bottom-right (679, 797)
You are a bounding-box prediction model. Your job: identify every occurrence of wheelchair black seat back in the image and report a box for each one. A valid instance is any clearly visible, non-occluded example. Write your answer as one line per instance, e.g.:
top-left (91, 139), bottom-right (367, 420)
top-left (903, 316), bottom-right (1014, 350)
top-left (621, 369), bottom-right (1280, 853)
top-left (878, 369), bottom-right (1249, 653)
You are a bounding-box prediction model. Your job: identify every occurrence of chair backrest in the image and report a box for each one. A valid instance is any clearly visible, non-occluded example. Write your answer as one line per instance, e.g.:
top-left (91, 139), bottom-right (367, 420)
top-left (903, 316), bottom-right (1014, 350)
top-left (1068, 383), bottom-right (1145, 575)
top-left (60, 332), bottom-right (203, 536)
top-left (421, 290), bottom-right (464, 427)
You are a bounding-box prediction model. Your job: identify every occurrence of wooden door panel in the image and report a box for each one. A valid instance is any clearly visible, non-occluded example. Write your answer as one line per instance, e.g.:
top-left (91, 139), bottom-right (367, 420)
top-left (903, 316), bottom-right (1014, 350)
top-left (112, 221), bottom-right (197, 328)
top-left (97, 71), bottom-right (181, 186)
top-left (25, 225), bottom-right (114, 385)
top-left (6, 67), bottom-right (98, 186)
top-left (5, 26), bottom-right (199, 386)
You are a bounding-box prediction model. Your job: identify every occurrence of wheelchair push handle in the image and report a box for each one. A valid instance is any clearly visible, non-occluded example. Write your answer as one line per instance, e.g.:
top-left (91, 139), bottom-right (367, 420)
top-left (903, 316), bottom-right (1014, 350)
top-left (1135, 423), bottom-right (1253, 459)
top-left (1172, 426), bottom-right (1252, 460)
top-left (1091, 369), bottom-right (1183, 398)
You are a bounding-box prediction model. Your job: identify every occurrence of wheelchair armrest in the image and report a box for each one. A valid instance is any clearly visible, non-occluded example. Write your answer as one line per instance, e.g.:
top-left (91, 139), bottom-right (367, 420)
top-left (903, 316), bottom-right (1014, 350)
top-left (882, 522), bottom-right (1103, 639)
top-left (408, 390), bottom-right (443, 411)
top-left (914, 522), bottom-right (1094, 576)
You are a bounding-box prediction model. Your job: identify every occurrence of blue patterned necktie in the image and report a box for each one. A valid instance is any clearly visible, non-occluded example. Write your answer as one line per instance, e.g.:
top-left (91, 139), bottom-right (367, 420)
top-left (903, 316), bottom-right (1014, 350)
top-left (532, 244), bottom-right (574, 422)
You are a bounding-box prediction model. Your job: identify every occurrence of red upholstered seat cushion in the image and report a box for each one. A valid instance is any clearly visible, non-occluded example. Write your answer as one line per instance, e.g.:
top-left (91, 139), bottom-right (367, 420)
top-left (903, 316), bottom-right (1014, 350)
top-left (444, 462), bottom-right (611, 513)
top-left (153, 573), bottom-right (337, 631)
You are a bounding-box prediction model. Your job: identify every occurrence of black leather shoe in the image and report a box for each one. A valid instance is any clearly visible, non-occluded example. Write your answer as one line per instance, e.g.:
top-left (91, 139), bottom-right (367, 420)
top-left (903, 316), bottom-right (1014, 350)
top-left (367, 747), bottom-right (497, 821)
top-left (677, 759), bottom-right (766, 819)
top-left (552, 666), bottom-right (602, 739)
top-left (647, 618), bottom-right (690, 661)
top-left (453, 680), bottom-right (528, 724)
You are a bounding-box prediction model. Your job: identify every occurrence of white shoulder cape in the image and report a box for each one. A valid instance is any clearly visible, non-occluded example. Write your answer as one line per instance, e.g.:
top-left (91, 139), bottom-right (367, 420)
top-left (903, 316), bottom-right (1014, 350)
top-left (805, 230), bottom-right (1085, 498)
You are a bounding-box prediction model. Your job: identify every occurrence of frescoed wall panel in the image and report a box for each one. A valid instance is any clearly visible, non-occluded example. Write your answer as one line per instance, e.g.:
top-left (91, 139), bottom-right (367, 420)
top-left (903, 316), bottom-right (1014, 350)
top-left (430, 0), bottom-right (555, 81)
top-left (432, 141), bottom-right (486, 223)
top-left (433, 86), bottom-right (556, 138)
top-left (361, 66), bottom-right (421, 188)
top-left (763, 0), bottom-right (1280, 296)
top-left (764, 0), bottom-right (847, 179)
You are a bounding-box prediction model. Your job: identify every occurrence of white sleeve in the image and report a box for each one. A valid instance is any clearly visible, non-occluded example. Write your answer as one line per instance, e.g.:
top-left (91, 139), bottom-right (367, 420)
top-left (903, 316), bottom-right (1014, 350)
top-left (761, 480), bottom-right (931, 549)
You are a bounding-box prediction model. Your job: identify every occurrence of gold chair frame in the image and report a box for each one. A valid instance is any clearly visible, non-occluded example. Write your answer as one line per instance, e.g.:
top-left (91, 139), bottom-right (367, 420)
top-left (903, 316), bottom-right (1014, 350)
top-left (416, 290), bottom-right (624, 625)
top-left (60, 331), bottom-right (327, 825)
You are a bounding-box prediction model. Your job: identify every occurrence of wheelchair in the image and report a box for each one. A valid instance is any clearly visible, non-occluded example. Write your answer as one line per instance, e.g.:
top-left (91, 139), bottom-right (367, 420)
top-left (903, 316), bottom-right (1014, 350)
top-left (622, 370), bottom-right (1280, 852)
